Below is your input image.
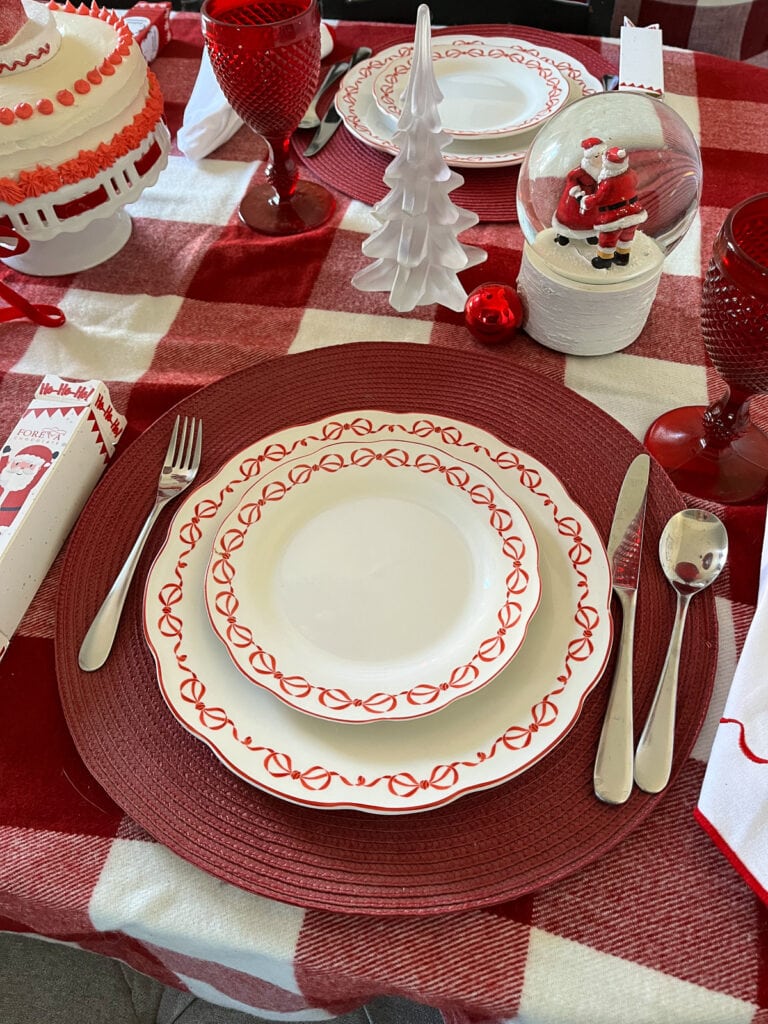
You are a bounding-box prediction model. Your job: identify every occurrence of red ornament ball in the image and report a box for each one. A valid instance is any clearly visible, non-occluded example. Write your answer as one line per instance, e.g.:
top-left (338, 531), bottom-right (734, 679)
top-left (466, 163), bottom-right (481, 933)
top-left (464, 282), bottom-right (524, 344)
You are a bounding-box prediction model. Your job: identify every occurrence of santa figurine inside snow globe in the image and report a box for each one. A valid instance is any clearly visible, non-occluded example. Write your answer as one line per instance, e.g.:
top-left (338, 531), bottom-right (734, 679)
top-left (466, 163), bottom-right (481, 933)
top-left (552, 138), bottom-right (649, 269)
top-left (516, 91), bottom-right (702, 356)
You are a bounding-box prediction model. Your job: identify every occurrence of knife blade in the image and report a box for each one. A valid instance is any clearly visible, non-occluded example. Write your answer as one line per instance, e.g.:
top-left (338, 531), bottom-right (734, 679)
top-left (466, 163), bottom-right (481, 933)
top-left (303, 46), bottom-right (372, 157)
top-left (593, 452), bottom-right (651, 805)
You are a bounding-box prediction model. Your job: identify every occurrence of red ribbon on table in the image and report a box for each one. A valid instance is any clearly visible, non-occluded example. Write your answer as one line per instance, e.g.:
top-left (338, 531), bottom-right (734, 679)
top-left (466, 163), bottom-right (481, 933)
top-left (0, 226), bottom-right (66, 328)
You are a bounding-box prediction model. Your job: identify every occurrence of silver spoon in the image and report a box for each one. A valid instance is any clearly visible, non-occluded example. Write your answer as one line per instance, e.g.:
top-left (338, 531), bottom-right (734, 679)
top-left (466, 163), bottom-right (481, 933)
top-left (634, 509), bottom-right (728, 793)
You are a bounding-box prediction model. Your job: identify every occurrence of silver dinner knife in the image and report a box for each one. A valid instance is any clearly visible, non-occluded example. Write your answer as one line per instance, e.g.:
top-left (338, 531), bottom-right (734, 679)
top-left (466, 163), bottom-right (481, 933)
top-left (299, 56), bottom-right (359, 130)
top-left (303, 45), bottom-right (372, 156)
top-left (593, 453), bottom-right (651, 805)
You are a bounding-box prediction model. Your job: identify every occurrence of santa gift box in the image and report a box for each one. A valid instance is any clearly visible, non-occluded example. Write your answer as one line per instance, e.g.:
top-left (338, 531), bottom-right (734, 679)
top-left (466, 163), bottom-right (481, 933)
top-left (124, 2), bottom-right (172, 64)
top-left (0, 376), bottom-right (125, 662)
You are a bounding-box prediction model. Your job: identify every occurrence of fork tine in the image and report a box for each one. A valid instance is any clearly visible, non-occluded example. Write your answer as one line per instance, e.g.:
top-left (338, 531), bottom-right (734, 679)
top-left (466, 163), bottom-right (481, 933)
top-left (181, 417), bottom-right (199, 472)
top-left (164, 415), bottom-right (181, 470)
top-left (176, 416), bottom-right (190, 468)
top-left (189, 419), bottom-right (202, 474)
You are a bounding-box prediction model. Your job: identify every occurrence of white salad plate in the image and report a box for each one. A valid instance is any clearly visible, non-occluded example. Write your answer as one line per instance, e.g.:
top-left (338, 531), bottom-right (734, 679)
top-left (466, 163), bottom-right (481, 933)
top-left (335, 36), bottom-right (601, 168)
top-left (371, 41), bottom-right (569, 139)
top-left (144, 411), bottom-right (612, 815)
top-left (205, 438), bottom-right (541, 724)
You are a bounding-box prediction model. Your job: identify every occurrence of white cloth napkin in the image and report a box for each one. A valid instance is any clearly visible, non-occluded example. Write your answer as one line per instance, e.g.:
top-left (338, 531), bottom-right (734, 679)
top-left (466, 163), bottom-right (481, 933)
top-left (177, 23), bottom-right (335, 161)
top-left (697, 505), bottom-right (768, 902)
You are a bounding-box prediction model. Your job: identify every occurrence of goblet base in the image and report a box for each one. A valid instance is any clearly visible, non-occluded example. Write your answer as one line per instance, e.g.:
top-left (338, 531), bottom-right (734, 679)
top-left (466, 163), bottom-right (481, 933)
top-left (239, 181), bottom-right (335, 236)
top-left (645, 405), bottom-right (768, 505)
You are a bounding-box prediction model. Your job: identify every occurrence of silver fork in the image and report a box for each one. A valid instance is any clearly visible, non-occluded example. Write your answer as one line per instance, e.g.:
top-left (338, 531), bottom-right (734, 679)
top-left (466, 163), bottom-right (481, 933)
top-left (78, 415), bottom-right (203, 672)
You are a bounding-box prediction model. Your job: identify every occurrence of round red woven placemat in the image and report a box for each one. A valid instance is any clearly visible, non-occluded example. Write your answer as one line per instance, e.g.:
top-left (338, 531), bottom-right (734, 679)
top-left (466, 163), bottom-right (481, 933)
top-left (56, 343), bottom-right (716, 916)
top-left (295, 26), bottom-right (617, 219)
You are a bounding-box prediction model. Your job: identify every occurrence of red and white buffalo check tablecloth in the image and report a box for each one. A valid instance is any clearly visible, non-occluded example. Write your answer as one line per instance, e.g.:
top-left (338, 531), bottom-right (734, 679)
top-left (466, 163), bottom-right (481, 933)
top-left (2, 13), bottom-right (768, 1024)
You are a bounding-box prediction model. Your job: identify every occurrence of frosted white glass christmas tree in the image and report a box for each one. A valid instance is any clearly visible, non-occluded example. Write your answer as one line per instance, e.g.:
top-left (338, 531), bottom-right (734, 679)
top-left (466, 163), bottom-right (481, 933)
top-left (352, 4), bottom-right (486, 312)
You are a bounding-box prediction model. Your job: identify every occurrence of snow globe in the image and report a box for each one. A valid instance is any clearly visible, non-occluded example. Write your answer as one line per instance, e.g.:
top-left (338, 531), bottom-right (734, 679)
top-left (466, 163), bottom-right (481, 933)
top-left (515, 90), bottom-right (702, 355)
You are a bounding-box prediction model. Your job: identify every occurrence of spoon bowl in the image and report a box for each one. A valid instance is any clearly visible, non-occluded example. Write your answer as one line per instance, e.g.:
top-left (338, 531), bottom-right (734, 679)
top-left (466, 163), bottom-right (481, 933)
top-left (634, 508), bottom-right (728, 793)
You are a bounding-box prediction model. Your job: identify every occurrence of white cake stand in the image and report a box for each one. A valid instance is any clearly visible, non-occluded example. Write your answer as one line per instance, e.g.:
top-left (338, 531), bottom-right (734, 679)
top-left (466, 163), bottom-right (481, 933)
top-left (1, 122), bottom-right (171, 277)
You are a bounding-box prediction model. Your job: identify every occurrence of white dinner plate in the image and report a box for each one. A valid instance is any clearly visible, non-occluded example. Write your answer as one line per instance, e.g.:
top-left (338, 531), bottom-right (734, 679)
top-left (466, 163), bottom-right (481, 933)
top-left (371, 41), bottom-right (569, 139)
top-left (204, 439), bottom-right (541, 724)
top-left (144, 411), bottom-right (612, 815)
top-left (335, 36), bottom-right (601, 169)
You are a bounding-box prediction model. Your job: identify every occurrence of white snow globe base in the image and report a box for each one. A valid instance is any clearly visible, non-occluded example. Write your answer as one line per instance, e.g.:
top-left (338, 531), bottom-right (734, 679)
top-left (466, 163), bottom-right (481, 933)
top-left (3, 208), bottom-right (133, 277)
top-left (517, 229), bottom-right (665, 356)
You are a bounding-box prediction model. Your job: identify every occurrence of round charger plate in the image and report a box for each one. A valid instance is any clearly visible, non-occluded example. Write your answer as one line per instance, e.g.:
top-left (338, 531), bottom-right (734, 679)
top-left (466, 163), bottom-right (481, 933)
top-left (56, 343), bottom-right (717, 915)
top-left (202, 437), bottom-right (542, 725)
top-left (371, 41), bottom-right (569, 139)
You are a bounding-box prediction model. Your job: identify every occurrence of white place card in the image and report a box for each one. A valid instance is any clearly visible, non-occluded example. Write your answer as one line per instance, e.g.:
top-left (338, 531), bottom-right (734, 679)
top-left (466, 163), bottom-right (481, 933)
top-left (619, 18), bottom-right (664, 98)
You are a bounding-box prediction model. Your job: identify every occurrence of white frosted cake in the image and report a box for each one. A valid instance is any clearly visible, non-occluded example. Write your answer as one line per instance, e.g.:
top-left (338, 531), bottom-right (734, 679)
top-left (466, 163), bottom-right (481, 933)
top-left (0, 0), bottom-right (168, 269)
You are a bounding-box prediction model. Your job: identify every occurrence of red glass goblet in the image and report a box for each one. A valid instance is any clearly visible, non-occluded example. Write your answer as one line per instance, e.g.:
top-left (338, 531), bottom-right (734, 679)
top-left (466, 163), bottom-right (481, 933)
top-left (645, 193), bottom-right (768, 504)
top-left (201, 0), bottom-right (335, 236)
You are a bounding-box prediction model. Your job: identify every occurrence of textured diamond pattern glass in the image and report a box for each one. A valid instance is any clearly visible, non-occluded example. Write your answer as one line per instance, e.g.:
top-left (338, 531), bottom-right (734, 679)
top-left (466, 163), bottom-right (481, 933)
top-left (202, 0), bottom-right (334, 235)
top-left (645, 193), bottom-right (768, 504)
top-left (701, 211), bottom-right (768, 392)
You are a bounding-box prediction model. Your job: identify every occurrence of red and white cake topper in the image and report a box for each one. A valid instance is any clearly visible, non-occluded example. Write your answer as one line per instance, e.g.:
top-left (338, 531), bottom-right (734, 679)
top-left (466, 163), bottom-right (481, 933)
top-left (0, 0), bottom-right (61, 77)
top-left (0, 0), bottom-right (27, 45)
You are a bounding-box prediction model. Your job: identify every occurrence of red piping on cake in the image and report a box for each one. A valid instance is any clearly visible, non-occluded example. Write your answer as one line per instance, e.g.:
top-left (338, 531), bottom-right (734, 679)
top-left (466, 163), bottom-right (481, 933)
top-left (47, 137), bottom-right (162, 220)
top-left (0, 2), bottom-right (136, 126)
top-left (0, 71), bottom-right (164, 205)
top-left (0, 42), bottom-right (52, 76)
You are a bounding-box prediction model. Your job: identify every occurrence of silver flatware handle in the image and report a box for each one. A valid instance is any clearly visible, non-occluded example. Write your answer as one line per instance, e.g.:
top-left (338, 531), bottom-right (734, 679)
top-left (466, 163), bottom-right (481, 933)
top-left (78, 498), bottom-right (168, 672)
top-left (298, 59), bottom-right (352, 130)
top-left (303, 46), bottom-right (372, 155)
top-left (594, 588), bottom-right (636, 804)
top-left (634, 593), bottom-right (691, 793)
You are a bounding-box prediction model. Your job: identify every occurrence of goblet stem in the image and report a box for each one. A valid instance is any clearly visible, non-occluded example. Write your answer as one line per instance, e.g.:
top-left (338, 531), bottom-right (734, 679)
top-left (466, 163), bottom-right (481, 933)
top-left (702, 385), bottom-right (754, 445)
top-left (264, 134), bottom-right (298, 204)
top-left (238, 138), bottom-right (335, 235)
top-left (644, 396), bottom-right (768, 504)
top-left (645, 192), bottom-right (768, 503)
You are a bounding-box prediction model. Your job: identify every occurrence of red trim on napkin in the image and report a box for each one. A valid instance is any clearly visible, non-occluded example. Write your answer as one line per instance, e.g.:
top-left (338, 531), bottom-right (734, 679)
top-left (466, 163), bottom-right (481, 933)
top-left (696, 505), bottom-right (768, 907)
top-left (694, 808), bottom-right (768, 906)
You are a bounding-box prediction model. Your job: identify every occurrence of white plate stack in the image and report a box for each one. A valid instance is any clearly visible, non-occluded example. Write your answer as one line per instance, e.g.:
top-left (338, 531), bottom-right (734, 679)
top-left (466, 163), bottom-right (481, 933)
top-left (144, 410), bottom-right (613, 814)
top-left (334, 36), bottom-right (602, 169)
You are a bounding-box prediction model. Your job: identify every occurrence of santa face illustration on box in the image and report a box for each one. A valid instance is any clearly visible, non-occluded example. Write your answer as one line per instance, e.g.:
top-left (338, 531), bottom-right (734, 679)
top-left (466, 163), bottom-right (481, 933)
top-left (0, 443), bottom-right (58, 531)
